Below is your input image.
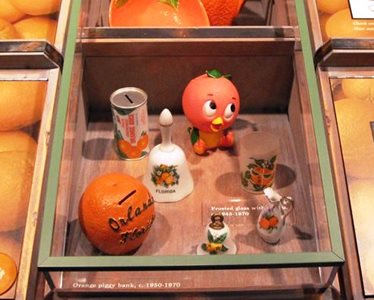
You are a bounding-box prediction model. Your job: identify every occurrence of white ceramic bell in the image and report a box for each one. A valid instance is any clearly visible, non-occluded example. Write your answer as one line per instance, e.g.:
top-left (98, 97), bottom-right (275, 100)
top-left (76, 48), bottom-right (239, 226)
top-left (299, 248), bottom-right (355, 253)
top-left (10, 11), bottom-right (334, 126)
top-left (143, 108), bottom-right (194, 202)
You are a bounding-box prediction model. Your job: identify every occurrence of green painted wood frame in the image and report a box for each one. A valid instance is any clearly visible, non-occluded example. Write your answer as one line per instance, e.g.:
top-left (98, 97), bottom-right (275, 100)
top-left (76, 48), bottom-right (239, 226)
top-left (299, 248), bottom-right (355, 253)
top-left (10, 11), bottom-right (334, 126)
top-left (38, 0), bottom-right (344, 272)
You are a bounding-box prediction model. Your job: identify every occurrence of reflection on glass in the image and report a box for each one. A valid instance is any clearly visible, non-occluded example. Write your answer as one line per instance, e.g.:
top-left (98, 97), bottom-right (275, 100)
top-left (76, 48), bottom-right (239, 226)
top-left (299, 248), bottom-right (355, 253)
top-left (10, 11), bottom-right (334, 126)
top-left (332, 77), bottom-right (374, 295)
top-left (316, 0), bottom-right (374, 40)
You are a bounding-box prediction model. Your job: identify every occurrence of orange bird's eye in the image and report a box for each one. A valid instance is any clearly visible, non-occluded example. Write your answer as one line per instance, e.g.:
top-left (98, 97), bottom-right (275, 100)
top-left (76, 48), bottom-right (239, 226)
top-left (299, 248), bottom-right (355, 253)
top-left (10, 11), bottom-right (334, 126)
top-left (224, 103), bottom-right (236, 120)
top-left (203, 100), bottom-right (217, 117)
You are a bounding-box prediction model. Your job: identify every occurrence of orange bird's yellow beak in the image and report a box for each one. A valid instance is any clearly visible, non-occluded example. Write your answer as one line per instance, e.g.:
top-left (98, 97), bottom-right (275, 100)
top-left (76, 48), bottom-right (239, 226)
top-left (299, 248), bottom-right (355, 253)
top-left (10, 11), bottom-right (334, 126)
top-left (210, 117), bottom-right (224, 132)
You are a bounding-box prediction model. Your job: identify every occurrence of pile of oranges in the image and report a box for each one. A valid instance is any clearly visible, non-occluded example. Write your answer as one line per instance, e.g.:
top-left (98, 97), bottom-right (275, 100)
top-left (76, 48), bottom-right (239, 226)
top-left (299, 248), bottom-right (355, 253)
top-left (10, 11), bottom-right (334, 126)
top-left (0, 2), bottom-right (52, 292)
top-left (0, 81), bottom-right (46, 232)
top-left (0, 80), bottom-right (47, 295)
top-left (334, 78), bottom-right (374, 179)
top-left (109, 0), bottom-right (245, 27)
top-left (0, 130), bottom-right (37, 295)
top-left (201, 0), bottom-right (245, 26)
top-left (0, 0), bottom-right (61, 42)
top-left (317, 0), bottom-right (374, 39)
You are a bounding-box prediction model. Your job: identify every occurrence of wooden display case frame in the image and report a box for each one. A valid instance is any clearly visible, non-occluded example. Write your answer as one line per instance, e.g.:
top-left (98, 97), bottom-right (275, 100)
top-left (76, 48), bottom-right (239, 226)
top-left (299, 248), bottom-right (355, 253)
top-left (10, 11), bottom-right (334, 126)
top-left (37, 0), bottom-right (344, 297)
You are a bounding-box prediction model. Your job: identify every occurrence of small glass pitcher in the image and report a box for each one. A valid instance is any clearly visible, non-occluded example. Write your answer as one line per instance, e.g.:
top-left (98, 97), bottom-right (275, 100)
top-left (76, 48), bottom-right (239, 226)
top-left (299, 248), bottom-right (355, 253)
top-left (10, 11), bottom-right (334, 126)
top-left (256, 187), bottom-right (294, 244)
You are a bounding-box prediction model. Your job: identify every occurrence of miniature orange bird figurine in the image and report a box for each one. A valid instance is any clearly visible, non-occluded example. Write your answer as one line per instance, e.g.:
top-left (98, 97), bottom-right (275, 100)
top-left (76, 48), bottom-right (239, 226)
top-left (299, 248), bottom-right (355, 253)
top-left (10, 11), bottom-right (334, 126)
top-left (182, 69), bottom-right (240, 155)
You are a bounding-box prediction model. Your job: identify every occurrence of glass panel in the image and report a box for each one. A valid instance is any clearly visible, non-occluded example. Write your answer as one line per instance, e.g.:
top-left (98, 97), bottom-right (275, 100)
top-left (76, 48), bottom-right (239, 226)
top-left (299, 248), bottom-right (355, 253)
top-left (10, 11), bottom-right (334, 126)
top-left (0, 0), bottom-right (71, 53)
top-left (314, 0), bottom-right (374, 41)
top-left (38, 1), bottom-right (343, 296)
top-left (51, 267), bottom-right (336, 293)
top-left (0, 72), bottom-right (48, 299)
top-left (330, 76), bottom-right (374, 297)
top-left (80, 0), bottom-right (297, 29)
top-left (41, 35), bottom-right (338, 291)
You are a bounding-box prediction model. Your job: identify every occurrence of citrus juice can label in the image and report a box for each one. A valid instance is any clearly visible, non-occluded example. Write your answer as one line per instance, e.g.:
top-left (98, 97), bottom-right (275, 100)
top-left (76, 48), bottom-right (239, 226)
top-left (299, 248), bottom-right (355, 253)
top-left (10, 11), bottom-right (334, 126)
top-left (110, 87), bottom-right (149, 160)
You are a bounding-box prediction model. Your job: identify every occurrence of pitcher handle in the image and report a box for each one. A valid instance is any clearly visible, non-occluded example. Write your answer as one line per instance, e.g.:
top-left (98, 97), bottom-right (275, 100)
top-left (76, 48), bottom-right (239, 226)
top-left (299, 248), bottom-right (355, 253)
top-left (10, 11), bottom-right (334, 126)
top-left (280, 196), bottom-right (294, 218)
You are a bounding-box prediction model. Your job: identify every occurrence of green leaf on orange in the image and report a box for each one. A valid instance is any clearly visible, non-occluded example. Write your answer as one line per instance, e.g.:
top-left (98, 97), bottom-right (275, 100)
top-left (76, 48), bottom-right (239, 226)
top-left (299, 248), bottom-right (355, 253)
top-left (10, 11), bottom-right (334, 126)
top-left (254, 159), bottom-right (266, 167)
top-left (115, 130), bottom-right (123, 140)
top-left (214, 233), bottom-right (227, 244)
top-left (247, 163), bottom-right (257, 170)
top-left (206, 69), bottom-right (223, 78)
top-left (114, 0), bottom-right (128, 8)
top-left (207, 69), bottom-right (232, 80)
top-left (159, 0), bottom-right (179, 9)
top-left (208, 230), bottom-right (215, 243)
top-left (189, 127), bottom-right (199, 145)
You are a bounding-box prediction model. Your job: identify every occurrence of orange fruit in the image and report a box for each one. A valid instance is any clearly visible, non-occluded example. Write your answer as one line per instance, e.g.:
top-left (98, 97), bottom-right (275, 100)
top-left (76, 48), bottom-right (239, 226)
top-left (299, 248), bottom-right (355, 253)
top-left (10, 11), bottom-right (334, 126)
top-left (0, 234), bottom-right (21, 267)
top-left (0, 131), bottom-right (37, 154)
top-left (0, 18), bottom-right (18, 39)
top-left (193, 139), bottom-right (206, 155)
top-left (236, 0), bottom-right (245, 15)
top-left (250, 174), bottom-right (262, 185)
top-left (0, 253), bottom-right (17, 295)
top-left (365, 247), bottom-right (374, 286)
top-left (342, 78), bottom-right (374, 104)
top-left (0, 81), bottom-right (46, 131)
top-left (316, 0), bottom-right (348, 14)
top-left (9, 0), bottom-right (61, 15)
top-left (161, 172), bottom-right (170, 180)
top-left (14, 17), bottom-right (57, 43)
top-left (164, 176), bottom-right (174, 185)
top-left (325, 9), bottom-right (374, 38)
top-left (348, 180), bottom-right (374, 238)
top-left (201, 0), bottom-right (239, 26)
top-left (334, 98), bottom-right (374, 179)
top-left (79, 173), bottom-right (155, 255)
top-left (0, 151), bottom-right (35, 232)
top-left (109, 0), bottom-right (210, 27)
top-left (136, 132), bottom-right (148, 150)
top-left (156, 177), bottom-right (163, 185)
top-left (259, 218), bottom-right (270, 230)
top-left (0, 0), bottom-right (24, 23)
top-left (249, 167), bottom-right (273, 189)
top-left (253, 166), bottom-right (273, 176)
top-left (269, 216), bottom-right (278, 227)
top-left (319, 13), bottom-right (331, 41)
top-left (118, 139), bottom-right (131, 155)
top-left (126, 146), bottom-right (142, 159)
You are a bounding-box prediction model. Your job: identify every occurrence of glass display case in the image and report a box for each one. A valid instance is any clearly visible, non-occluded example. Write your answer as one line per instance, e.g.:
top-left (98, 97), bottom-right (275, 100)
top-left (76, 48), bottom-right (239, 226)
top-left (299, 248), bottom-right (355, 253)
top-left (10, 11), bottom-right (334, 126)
top-left (0, 69), bottom-right (61, 299)
top-left (305, 0), bottom-right (374, 67)
top-left (0, 0), bottom-right (72, 69)
top-left (302, 0), bottom-right (374, 298)
top-left (36, 1), bottom-right (344, 298)
top-left (317, 69), bottom-right (374, 299)
top-left (0, 4), bottom-right (68, 297)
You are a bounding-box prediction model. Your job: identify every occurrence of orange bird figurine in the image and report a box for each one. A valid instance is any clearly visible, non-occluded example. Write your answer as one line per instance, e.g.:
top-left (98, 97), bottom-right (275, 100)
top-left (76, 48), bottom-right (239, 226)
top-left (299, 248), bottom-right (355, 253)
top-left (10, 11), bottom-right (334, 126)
top-left (182, 69), bottom-right (240, 155)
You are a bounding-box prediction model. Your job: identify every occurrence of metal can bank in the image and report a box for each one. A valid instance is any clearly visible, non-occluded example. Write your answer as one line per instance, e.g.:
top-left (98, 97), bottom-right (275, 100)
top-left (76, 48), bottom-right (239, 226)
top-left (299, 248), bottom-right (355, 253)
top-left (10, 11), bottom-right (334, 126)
top-left (110, 87), bottom-right (149, 160)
